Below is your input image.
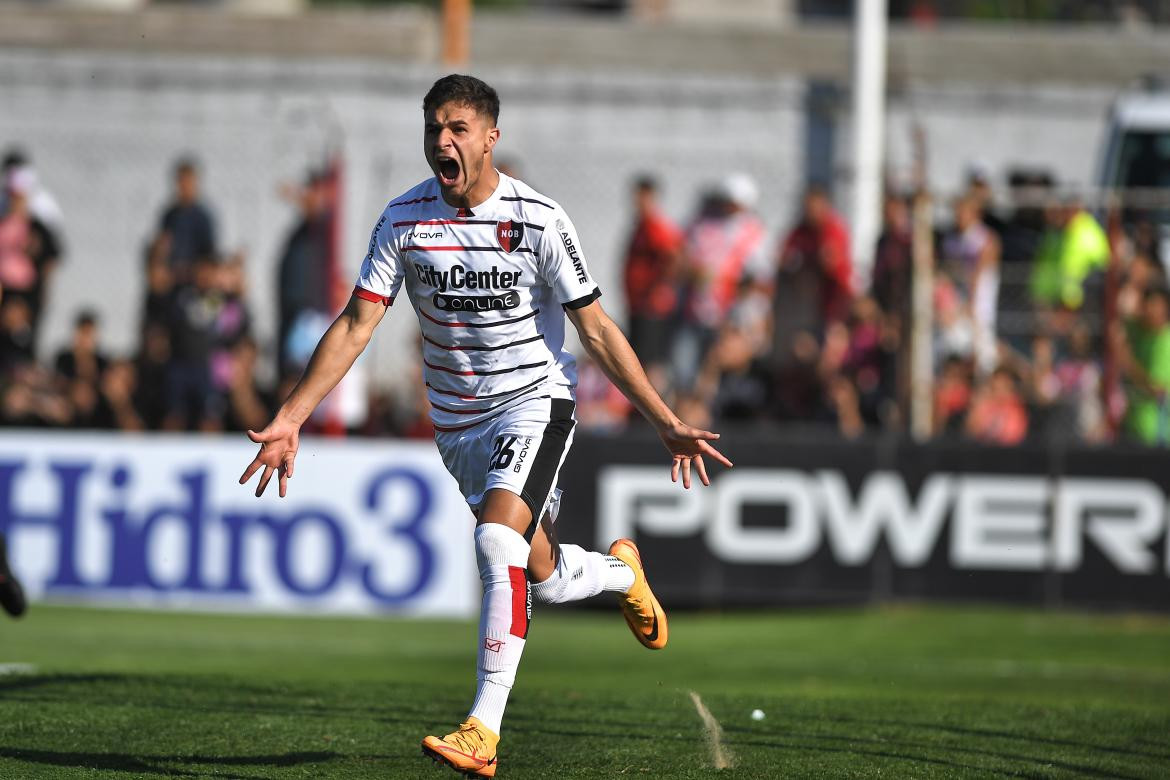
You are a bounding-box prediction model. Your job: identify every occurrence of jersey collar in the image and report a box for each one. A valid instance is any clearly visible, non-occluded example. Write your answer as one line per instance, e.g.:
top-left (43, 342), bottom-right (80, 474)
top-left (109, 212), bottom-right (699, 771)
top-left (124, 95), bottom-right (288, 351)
top-left (439, 170), bottom-right (506, 219)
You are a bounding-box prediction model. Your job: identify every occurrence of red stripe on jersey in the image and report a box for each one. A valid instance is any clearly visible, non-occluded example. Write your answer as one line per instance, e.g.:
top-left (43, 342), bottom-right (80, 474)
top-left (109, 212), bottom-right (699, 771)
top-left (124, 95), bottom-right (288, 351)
top-left (420, 308), bottom-right (539, 329)
top-left (353, 286), bottom-right (393, 306)
top-left (508, 566), bottom-right (530, 638)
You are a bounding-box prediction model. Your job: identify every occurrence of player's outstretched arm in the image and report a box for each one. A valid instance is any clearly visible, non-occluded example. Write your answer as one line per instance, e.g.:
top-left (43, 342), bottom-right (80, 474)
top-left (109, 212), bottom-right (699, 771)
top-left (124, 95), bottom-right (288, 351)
top-left (239, 293), bottom-right (388, 498)
top-left (567, 301), bottom-right (732, 488)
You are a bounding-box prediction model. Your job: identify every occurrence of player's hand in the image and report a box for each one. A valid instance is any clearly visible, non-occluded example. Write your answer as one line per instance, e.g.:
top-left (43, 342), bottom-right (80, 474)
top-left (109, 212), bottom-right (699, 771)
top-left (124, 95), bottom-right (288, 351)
top-left (239, 415), bottom-right (301, 498)
top-left (658, 420), bottom-right (733, 489)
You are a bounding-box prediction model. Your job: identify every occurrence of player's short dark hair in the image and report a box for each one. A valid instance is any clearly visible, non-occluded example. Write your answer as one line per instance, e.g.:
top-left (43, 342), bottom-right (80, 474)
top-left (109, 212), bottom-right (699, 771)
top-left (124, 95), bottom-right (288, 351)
top-left (423, 75), bottom-right (500, 125)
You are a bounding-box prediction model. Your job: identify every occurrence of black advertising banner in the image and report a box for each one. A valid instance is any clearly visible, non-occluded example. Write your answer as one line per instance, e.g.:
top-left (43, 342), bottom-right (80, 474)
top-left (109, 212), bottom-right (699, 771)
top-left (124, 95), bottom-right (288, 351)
top-left (554, 431), bottom-right (1170, 610)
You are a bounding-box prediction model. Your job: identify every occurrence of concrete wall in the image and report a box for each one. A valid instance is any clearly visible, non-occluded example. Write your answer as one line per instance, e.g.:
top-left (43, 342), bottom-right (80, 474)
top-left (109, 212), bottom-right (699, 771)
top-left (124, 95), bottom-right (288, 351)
top-left (0, 27), bottom-right (1128, 389)
top-left (0, 50), bottom-right (807, 385)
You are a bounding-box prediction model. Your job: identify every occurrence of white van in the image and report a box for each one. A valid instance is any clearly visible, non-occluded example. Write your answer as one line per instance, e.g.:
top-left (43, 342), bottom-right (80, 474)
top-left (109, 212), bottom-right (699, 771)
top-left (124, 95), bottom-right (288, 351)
top-left (1098, 88), bottom-right (1170, 260)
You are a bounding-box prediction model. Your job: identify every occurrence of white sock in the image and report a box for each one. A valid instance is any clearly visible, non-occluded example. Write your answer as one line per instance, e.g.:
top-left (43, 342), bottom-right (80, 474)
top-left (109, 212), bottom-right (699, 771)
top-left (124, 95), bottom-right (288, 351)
top-left (531, 544), bottom-right (635, 604)
top-left (467, 523), bottom-right (531, 735)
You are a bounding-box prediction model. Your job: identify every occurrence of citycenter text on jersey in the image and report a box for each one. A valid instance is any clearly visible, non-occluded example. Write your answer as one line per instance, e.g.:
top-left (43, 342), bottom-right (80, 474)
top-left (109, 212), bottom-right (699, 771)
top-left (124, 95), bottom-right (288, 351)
top-left (415, 263), bottom-right (522, 293)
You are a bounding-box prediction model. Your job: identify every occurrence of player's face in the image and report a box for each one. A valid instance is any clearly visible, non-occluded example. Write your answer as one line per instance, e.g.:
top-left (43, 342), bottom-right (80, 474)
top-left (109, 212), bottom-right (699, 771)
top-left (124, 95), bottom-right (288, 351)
top-left (424, 102), bottom-right (499, 203)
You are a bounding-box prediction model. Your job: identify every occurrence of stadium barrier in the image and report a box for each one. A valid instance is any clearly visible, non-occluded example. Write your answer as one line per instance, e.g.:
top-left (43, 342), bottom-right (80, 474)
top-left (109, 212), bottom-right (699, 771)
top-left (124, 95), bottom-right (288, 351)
top-left (4, 430), bottom-right (1167, 614)
top-left (0, 432), bottom-right (477, 616)
top-left (556, 431), bottom-right (1170, 612)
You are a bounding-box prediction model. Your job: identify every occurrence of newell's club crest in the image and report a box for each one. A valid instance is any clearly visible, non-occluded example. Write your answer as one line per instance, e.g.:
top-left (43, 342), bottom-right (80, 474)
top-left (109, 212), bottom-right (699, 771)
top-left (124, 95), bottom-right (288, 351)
top-left (496, 220), bottom-right (525, 253)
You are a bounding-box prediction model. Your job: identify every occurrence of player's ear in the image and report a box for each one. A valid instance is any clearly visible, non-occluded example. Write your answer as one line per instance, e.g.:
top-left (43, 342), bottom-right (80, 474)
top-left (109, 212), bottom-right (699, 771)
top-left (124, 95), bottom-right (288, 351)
top-left (485, 126), bottom-right (500, 152)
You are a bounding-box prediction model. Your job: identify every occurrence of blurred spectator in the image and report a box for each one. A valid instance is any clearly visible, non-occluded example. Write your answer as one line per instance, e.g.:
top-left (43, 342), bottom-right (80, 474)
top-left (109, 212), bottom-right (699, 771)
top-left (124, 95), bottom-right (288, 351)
top-left (1118, 251), bottom-right (1164, 320)
top-left (210, 253), bottom-right (254, 394)
top-left (142, 256), bottom-right (175, 333)
top-left (0, 298), bottom-right (36, 377)
top-left (674, 173), bottom-right (767, 390)
top-left (1031, 325), bottom-right (1105, 443)
top-left (841, 295), bottom-right (896, 426)
top-left (134, 321), bottom-right (173, 430)
top-left (1, 149), bottom-right (64, 233)
top-left (0, 167), bottom-right (62, 341)
top-left (1029, 198), bottom-right (1109, 312)
top-left (277, 171), bottom-right (334, 378)
top-left (871, 192), bottom-right (913, 329)
top-left (223, 337), bottom-right (273, 433)
top-left (54, 310), bottom-right (108, 385)
top-left (777, 184), bottom-right (853, 328)
top-left (1, 365), bottom-right (70, 428)
top-left (965, 366), bottom-right (1029, 446)
top-left (100, 359), bottom-right (145, 431)
top-left (164, 256), bottom-right (226, 431)
top-left (768, 185), bottom-right (853, 420)
top-left (964, 164), bottom-right (1008, 238)
top-left (1119, 286), bottom-right (1170, 446)
top-left (621, 175), bottom-right (682, 387)
top-left (871, 193), bottom-right (914, 423)
top-left (938, 194), bottom-right (1001, 373)
top-left (999, 168), bottom-right (1053, 265)
top-left (697, 279), bottom-right (772, 422)
top-left (934, 355), bottom-right (973, 436)
top-left (149, 157), bottom-right (217, 283)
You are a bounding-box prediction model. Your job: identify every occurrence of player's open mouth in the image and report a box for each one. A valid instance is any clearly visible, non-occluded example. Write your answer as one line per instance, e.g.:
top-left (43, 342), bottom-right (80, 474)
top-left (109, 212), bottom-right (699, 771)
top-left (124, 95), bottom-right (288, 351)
top-left (436, 156), bottom-right (461, 185)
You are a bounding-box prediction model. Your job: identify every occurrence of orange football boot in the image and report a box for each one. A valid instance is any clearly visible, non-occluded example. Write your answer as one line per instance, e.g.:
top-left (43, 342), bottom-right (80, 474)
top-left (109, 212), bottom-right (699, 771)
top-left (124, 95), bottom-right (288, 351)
top-left (421, 717), bottom-right (499, 778)
top-left (608, 538), bottom-right (668, 650)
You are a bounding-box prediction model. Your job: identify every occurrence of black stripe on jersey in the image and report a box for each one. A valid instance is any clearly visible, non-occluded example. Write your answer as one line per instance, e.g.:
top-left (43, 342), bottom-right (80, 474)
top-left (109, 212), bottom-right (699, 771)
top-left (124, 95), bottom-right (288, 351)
top-left (404, 245), bottom-right (536, 255)
top-left (389, 195), bottom-right (438, 208)
top-left (420, 308), bottom-right (539, 329)
top-left (392, 219), bottom-right (544, 232)
top-left (426, 374), bottom-right (547, 401)
top-left (500, 195), bottom-right (554, 209)
top-left (519, 399), bottom-right (576, 523)
top-left (424, 333), bottom-right (544, 352)
top-left (563, 286), bottom-right (602, 310)
top-left (394, 219), bottom-right (493, 228)
top-left (424, 358), bottom-right (547, 377)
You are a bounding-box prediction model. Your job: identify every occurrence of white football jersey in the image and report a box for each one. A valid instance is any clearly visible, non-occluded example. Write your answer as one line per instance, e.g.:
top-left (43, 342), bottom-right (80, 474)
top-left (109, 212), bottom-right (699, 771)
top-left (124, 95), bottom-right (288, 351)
top-left (355, 173), bottom-right (601, 432)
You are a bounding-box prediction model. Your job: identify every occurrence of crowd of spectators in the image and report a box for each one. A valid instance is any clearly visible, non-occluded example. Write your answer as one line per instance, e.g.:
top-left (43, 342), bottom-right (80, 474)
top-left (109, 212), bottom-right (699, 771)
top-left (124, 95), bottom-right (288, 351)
top-left (2, 145), bottom-right (1169, 447)
top-left (587, 166), bottom-right (1170, 447)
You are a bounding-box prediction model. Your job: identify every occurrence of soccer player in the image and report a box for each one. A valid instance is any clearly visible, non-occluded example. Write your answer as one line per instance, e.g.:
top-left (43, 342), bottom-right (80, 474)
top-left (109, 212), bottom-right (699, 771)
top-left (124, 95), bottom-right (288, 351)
top-left (239, 74), bottom-right (731, 779)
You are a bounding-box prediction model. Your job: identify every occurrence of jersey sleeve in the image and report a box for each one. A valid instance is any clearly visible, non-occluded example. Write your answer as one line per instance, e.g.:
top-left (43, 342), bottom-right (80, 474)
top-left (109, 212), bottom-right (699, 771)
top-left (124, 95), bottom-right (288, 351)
top-left (539, 206), bottom-right (601, 310)
top-left (353, 213), bottom-right (403, 306)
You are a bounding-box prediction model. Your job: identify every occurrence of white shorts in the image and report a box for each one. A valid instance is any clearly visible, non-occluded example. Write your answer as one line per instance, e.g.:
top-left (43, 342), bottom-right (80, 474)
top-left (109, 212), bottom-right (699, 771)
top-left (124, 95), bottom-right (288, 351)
top-left (434, 395), bottom-right (576, 526)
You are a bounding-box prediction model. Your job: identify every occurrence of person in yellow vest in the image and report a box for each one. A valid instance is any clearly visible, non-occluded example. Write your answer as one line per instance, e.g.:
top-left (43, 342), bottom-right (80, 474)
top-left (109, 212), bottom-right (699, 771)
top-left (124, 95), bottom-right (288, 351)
top-left (1029, 199), bottom-right (1110, 311)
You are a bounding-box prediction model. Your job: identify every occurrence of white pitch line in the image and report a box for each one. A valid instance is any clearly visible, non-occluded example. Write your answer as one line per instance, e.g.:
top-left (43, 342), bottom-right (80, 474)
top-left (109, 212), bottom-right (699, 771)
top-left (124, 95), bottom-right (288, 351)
top-left (688, 690), bottom-right (734, 770)
top-left (0, 663), bottom-right (37, 676)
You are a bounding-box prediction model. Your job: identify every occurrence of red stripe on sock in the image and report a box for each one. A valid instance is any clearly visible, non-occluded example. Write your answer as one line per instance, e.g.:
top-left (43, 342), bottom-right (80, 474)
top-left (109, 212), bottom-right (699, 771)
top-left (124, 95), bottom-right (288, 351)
top-left (508, 566), bottom-right (529, 639)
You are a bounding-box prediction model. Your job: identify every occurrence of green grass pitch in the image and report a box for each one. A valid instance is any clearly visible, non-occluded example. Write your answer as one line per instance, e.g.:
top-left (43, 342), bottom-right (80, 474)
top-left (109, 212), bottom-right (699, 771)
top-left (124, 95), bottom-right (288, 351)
top-left (0, 604), bottom-right (1167, 778)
